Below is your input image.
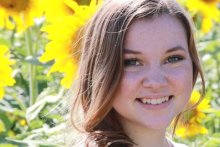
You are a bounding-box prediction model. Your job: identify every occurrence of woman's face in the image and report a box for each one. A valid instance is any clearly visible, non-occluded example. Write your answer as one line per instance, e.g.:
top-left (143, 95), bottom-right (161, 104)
top-left (112, 15), bottom-right (193, 131)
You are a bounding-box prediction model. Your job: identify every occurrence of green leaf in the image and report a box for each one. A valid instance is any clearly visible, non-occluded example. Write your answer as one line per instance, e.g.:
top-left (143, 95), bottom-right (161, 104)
top-left (0, 144), bottom-right (18, 147)
top-left (26, 88), bottom-right (64, 122)
top-left (203, 108), bottom-right (220, 117)
top-left (29, 119), bottom-right (44, 130)
top-left (203, 137), bottom-right (220, 147)
top-left (0, 112), bottom-right (13, 131)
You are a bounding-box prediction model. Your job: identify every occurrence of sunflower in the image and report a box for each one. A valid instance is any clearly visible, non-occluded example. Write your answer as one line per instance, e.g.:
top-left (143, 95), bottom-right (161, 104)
top-left (0, 0), bottom-right (43, 31)
top-left (0, 45), bottom-right (15, 100)
top-left (39, 0), bottom-right (102, 88)
top-left (184, 0), bottom-right (220, 33)
top-left (41, 0), bottom-right (75, 22)
top-left (176, 90), bottom-right (210, 138)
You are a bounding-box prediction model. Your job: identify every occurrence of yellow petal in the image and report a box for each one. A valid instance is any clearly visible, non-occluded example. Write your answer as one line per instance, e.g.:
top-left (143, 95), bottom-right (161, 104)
top-left (202, 17), bottom-right (213, 33)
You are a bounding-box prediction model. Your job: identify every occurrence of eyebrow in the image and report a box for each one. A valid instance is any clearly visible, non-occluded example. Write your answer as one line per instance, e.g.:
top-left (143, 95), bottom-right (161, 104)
top-left (124, 46), bottom-right (187, 54)
top-left (166, 46), bottom-right (187, 53)
top-left (124, 48), bottom-right (141, 54)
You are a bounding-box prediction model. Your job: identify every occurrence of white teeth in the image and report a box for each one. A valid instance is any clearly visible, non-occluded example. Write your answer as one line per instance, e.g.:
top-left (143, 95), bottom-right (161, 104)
top-left (157, 99), bottom-right (163, 104)
top-left (141, 99), bottom-right (147, 104)
top-left (140, 96), bottom-right (170, 105)
top-left (151, 99), bottom-right (157, 104)
top-left (146, 99), bottom-right (151, 103)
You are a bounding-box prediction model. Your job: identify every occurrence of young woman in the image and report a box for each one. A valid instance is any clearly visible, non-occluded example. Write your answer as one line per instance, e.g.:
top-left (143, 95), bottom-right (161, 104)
top-left (69, 0), bottom-right (205, 146)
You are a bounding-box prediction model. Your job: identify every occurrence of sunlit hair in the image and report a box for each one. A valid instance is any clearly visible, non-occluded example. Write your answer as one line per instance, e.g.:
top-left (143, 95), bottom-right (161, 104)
top-left (70, 0), bottom-right (205, 146)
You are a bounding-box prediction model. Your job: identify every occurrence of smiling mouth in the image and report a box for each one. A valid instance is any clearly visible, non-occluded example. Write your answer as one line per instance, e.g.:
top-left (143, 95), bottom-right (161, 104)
top-left (136, 95), bottom-right (174, 105)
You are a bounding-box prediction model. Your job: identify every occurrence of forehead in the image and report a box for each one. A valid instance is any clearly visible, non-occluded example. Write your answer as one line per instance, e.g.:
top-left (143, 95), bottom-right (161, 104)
top-left (124, 14), bottom-right (188, 52)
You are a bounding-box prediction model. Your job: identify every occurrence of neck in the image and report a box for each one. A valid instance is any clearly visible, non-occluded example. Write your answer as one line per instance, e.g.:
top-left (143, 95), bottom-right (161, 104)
top-left (122, 121), bottom-right (170, 147)
top-left (132, 130), bottom-right (169, 147)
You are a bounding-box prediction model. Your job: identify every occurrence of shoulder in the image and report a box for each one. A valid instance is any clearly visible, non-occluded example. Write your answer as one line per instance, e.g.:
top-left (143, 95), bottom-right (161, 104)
top-left (167, 138), bottom-right (189, 147)
top-left (171, 141), bottom-right (189, 147)
top-left (68, 134), bottom-right (98, 147)
top-left (64, 131), bottom-right (87, 147)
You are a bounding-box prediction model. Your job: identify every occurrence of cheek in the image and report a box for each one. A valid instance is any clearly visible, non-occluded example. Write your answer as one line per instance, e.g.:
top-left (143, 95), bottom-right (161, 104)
top-left (168, 68), bottom-right (192, 84)
top-left (166, 63), bottom-right (193, 100)
top-left (166, 61), bottom-right (193, 84)
top-left (112, 72), bottom-right (142, 106)
top-left (116, 72), bottom-right (142, 95)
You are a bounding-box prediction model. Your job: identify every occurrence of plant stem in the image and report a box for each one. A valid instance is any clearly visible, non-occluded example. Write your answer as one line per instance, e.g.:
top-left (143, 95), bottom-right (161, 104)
top-left (25, 28), bottom-right (38, 106)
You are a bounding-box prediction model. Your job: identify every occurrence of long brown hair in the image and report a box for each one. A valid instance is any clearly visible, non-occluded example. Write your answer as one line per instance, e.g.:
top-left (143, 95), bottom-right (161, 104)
top-left (70, 0), bottom-right (205, 146)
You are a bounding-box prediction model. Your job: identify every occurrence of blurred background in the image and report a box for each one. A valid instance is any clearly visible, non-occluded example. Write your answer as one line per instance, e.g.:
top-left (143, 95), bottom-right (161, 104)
top-left (0, 0), bottom-right (219, 146)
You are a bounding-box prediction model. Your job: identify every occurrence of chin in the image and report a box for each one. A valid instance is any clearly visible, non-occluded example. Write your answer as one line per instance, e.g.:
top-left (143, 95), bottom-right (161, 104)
top-left (140, 119), bottom-right (172, 130)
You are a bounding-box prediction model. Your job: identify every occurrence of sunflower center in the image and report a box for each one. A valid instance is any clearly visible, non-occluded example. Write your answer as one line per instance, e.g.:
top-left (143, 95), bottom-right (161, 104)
top-left (183, 109), bottom-right (198, 123)
top-left (202, 0), bottom-right (218, 3)
top-left (0, 0), bottom-right (29, 12)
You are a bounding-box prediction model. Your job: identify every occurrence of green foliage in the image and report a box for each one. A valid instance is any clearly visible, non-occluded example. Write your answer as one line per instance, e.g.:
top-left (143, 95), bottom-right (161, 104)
top-left (0, 0), bottom-right (219, 147)
top-left (0, 20), bottom-right (66, 146)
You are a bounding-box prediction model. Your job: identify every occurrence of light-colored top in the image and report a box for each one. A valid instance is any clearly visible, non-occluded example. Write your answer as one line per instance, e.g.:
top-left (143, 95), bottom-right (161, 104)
top-left (72, 135), bottom-right (189, 147)
top-left (167, 137), bottom-right (189, 147)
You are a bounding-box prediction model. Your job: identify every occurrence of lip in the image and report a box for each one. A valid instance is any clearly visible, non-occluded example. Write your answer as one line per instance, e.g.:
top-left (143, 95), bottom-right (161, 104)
top-left (135, 95), bottom-right (174, 110)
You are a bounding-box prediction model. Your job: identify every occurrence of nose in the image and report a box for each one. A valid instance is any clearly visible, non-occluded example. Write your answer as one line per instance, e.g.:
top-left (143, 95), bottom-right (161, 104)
top-left (142, 66), bottom-right (167, 90)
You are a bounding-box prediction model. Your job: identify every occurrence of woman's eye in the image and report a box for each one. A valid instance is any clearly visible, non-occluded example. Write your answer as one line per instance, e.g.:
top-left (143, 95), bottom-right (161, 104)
top-left (124, 58), bottom-right (141, 66)
top-left (165, 55), bottom-right (184, 64)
